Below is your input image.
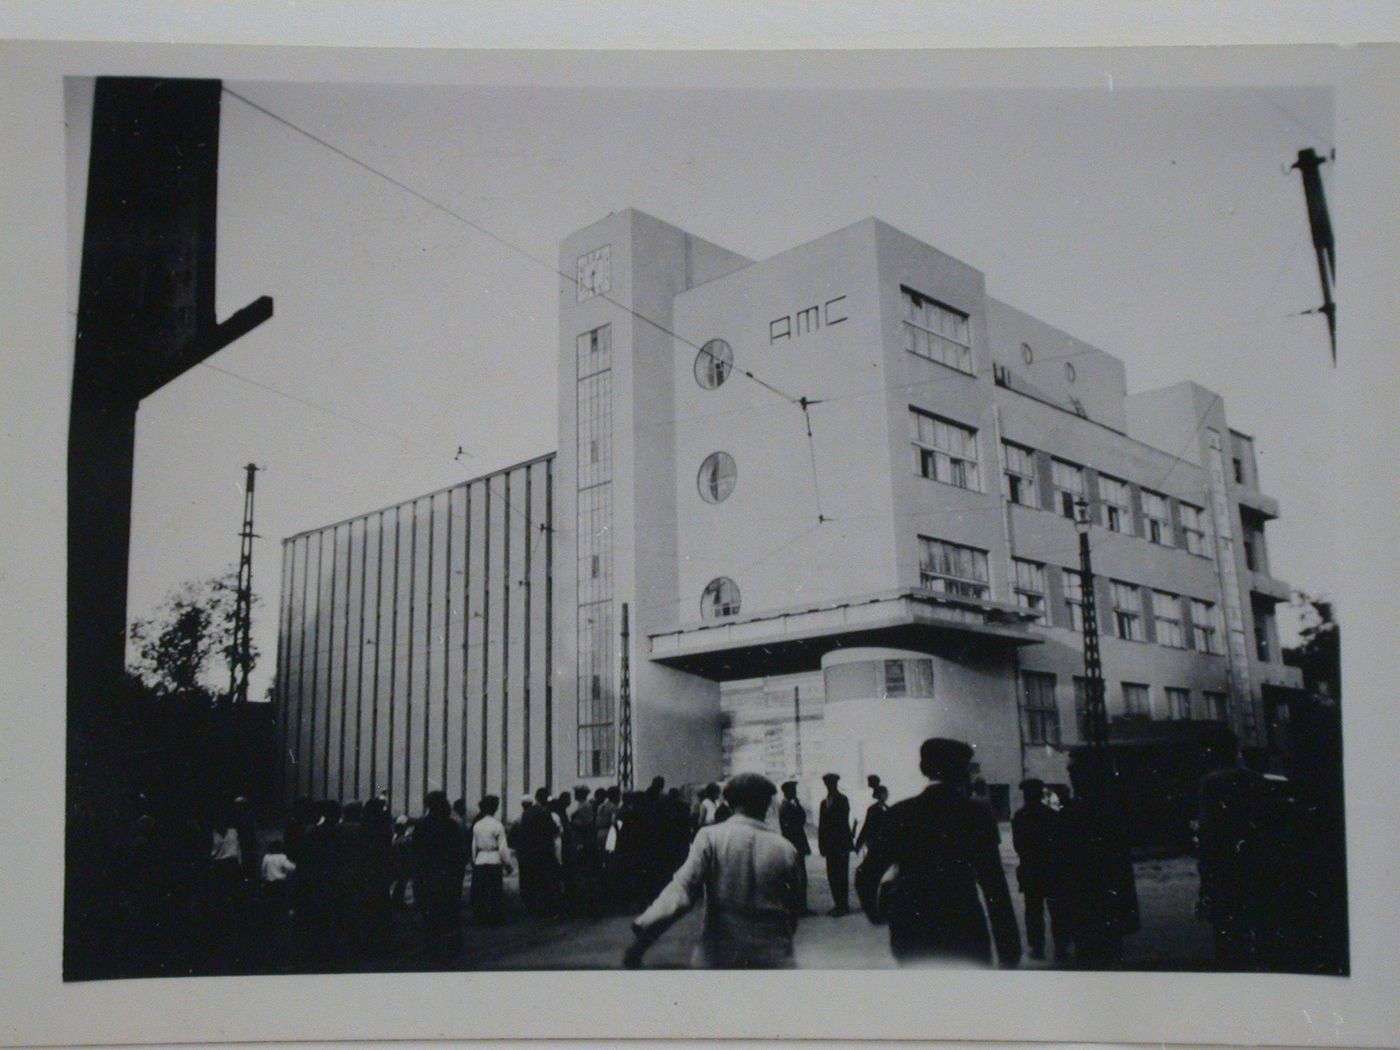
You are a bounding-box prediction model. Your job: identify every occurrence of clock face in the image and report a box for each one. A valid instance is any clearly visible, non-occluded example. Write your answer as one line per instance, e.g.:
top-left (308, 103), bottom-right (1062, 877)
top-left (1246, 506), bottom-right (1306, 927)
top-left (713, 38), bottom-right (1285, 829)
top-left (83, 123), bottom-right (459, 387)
top-left (576, 245), bottom-right (611, 302)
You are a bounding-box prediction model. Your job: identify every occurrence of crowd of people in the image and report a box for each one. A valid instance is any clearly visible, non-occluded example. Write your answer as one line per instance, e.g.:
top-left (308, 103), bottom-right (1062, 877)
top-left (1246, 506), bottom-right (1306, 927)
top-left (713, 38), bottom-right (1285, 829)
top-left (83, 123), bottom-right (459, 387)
top-left (107, 729), bottom-right (1339, 975)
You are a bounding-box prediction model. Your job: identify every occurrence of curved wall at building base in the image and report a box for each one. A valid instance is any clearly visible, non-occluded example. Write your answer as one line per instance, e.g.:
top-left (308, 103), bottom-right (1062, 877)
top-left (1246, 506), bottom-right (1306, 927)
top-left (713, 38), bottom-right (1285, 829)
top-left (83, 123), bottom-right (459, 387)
top-left (820, 647), bottom-right (1021, 812)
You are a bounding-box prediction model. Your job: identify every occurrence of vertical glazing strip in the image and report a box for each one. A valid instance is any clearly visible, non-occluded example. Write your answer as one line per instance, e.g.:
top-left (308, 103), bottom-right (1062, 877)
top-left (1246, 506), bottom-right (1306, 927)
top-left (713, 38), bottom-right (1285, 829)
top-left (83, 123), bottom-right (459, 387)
top-left (405, 498), bottom-right (419, 813)
top-left (370, 510), bottom-right (385, 799)
top-left (294, 537), bottom-right (312, 798)
top-left (307, 530), bottom-right (323, 799)
top-left (522, 467), bottom-right (532, 791)
top-left (501, 472), bottom-right (511, 805)
top-left (461, 485), bottom-right (472, 804)
top-left (354, 515), bottom-right (369, 797)
top-left (386, 505), bottom-right (401, 812)
top-left (274, 537), bottom-right (292, 803)
top-left (324, 523), bottom-right (340, 800)
top-left (422, 494), bottom-right (435, 803)
top-left (442, 487), bottom-right (453, 799)
top-left (544, 459), bottom-right (554, 788)
top-left (480, 482), bottom-right (491, 800)
top-left (337, 522), bottom-right (354, 799)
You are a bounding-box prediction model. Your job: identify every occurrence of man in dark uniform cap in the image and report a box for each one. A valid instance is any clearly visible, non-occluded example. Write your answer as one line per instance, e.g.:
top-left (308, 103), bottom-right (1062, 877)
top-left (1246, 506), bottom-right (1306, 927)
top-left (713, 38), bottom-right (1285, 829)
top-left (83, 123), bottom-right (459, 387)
top-left (860, 738), bottom-right (1021, 968)
top-left (817, 772), bottom-right (854, 916)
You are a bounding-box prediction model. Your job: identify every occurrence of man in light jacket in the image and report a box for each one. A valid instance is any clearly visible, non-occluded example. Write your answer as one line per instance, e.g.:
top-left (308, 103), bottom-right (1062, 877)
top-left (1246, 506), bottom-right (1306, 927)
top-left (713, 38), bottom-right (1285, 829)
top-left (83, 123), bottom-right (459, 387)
top-left (470, 795), bottom-right (512, 924)
top-left (623, 773), bottom-right (802, 969)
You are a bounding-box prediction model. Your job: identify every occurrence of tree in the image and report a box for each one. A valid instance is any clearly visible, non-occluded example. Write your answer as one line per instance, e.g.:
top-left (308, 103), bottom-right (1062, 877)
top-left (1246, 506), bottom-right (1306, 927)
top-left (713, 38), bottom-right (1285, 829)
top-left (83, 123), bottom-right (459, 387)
top-left (128, 570), bottom-right (258, 702)
top-left (1283, 592), bottom-right (1340, 701)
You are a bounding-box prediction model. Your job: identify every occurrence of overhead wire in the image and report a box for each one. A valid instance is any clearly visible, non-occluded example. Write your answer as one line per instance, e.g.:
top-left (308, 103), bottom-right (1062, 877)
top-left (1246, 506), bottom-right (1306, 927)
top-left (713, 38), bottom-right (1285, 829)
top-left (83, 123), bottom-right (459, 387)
top-left (223, 86), bottom-right (835, 529)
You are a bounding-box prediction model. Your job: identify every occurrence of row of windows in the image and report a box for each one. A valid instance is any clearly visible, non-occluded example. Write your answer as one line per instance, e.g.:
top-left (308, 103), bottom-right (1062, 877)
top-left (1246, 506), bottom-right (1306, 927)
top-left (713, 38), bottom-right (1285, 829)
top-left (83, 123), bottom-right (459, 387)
top-left (907, 406), bottom-right (1214, 559)
top-left (921, 535), bottom-right (1224, 652)
top-left (1020, 671), bottom-right (1230, 745)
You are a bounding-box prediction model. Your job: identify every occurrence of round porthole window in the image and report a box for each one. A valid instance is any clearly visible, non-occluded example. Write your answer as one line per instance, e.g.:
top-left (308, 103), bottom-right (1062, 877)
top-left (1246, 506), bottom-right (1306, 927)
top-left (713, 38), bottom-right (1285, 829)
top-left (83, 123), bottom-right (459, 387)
top-left (697, 451), bottom-right (737, 504)
top-left (1021, 342), bottom-right (1034, 365)
top-left (701, 577), bottom-right (742, 620)
top-left (1065, 361), bottom-right (1077, 383)
top-left (694, 339), bottom-right (733, 389)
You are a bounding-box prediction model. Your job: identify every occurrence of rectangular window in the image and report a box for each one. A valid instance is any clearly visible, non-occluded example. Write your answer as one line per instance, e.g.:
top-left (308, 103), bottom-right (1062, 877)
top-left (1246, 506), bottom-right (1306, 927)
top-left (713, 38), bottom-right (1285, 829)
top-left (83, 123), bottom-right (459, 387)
top-left (1012, 558), bottom-right (1047, 623)
top-left (1152, 590), bottom-right (1185, 648)
top-left (918, 536), bottom-right (990, 599)
top-left (1002, 442), bottom-right (1037, 506)
top-left (1111, 580), bottom-right (1143, 641)
top-left (911, 409), bottom-right (980, 490)
top-left (1121, 681), bottom-right (1151, 717)
top-left (1204, 691), bottom-right (1229, 722)
top-left (1061, 567), bottom-right (1085, 632)
top-left (1255, 612), bottom-right (1272, 662)
top-left (1191, 599), bottom-right (1223, 654)
top-left (576, 323), bottom-right (612, 378)
top-left (901, 287), bottom-right (973, 373)
top-left (1180, 502), bottom-right (1211, 557)
top-left (883, 659), bottom-right (908, 698)
top-left (1020, 671), bottom-right (1061, 745)
top-left (1073, 676), bottom-right (1093, 739)
top-left (1167, 687), bottom-right (1192, 721)
top-left (1052, 459), bottom-right (1085, 520)
top-left (1233, 457), bottom-right (1245, 484)
top-left (1098, 475), bottom-right (1133, 534)
top-left (1142, 489), bottom-right (1172, 546)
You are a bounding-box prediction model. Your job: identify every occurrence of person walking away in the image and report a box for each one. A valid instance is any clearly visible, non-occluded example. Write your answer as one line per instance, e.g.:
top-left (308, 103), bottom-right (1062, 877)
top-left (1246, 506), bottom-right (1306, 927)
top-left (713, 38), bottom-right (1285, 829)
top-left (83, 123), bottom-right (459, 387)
top-left (389, 814), bottom-right (413, 907)
top-left (594, 786), bottom-right (619, 911)
top-left (623, 773), bottom-right (802, 969)
top-left (778, 780), bottom-right (813, 916)
top-left (568, 786), bottom-right (596, 911)
top-left (470, 795), bottom-right (512, 924)
top-left (516, 787), bottom-right (562, 916)
top-left (1054, 751), bottom-right (1139, 970)
top-left (1012, 778), bottom-right (1065, 962)
top-left (1195, 733), bottom-right (1293, 970)
top-left (259, 838), bottom-right (296, 971)
top-left (853, 774), bottom-right (882, 845)
top-left (817, 773), bottom-right (854, 916)
top-left (412, 791), bottom-right (468, 964)
top-left (695, 783), bottom-right (721, 833)
top-left (360, 796), bottom-right (395, 950)
top-left (296, 800), bottom-right (347, 970)
top-left (860, 738), bottom-right (1021, 968)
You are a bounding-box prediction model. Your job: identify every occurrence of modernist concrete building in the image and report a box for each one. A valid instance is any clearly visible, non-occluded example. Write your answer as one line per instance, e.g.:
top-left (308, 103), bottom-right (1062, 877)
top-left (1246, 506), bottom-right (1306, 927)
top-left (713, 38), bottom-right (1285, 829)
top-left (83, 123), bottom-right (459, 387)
top-left (277, 209), bottom-right (1301, 816)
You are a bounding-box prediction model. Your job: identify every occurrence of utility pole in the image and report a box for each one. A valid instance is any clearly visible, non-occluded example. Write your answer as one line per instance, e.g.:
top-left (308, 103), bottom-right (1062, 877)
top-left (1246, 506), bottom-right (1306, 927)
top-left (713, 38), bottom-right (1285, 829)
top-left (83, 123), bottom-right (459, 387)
top-left (227, 463), bottom-right (260, 709)
top-left (1075, 498), bottom-right (1109, 748)
top-left (1291, 147), bottom-right (1337, 362)
top-left (617, 602), bottom-right (634, 790)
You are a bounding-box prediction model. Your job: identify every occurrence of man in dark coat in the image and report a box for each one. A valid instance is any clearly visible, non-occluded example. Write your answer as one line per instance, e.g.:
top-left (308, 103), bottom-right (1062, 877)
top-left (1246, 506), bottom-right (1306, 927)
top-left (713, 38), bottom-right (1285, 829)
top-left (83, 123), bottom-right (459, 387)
top-left (1012, 778), bottom-right (1065, 962)
top-left (1054, 751), bottom-right (1139, 969)
top-left (817, 772), bottom-right (854, 916)
top-left (1196, 735), bottom-right (1294, 970)
top-left (412, 791), bottom-right (468, 964)
top-left (515, 786), bottom-right (562, 915)
top-left (778, 781), bottom-right (813, 915)
top-left (860, 738), bottom-right (1022, 968)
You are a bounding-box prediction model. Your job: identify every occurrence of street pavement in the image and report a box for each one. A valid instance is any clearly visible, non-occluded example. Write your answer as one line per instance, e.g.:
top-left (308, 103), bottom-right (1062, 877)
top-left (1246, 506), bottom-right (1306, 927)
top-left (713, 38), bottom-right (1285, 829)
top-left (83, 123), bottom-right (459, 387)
top-left (381, 824), bottom-right (1216, 972)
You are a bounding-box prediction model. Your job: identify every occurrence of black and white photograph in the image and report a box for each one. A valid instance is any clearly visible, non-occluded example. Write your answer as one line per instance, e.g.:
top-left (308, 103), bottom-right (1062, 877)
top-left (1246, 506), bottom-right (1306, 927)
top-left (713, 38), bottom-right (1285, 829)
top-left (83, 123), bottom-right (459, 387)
top-left (4, 12), bottom-right (1399, 1048)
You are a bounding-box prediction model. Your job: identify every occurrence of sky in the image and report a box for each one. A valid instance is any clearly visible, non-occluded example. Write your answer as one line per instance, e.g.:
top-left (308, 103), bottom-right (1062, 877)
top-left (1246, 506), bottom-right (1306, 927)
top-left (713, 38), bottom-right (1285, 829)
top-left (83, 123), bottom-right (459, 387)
top-left (70, 62), bottom-right (1337, 700)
